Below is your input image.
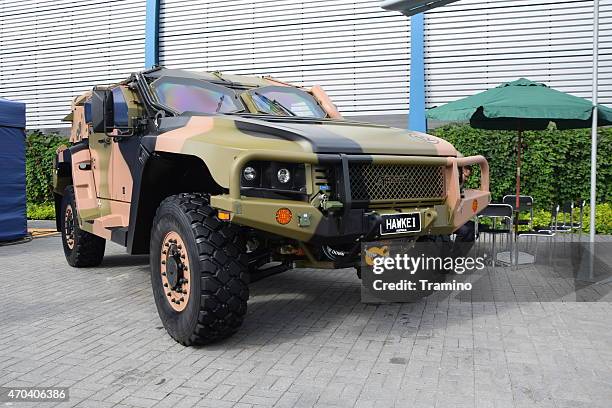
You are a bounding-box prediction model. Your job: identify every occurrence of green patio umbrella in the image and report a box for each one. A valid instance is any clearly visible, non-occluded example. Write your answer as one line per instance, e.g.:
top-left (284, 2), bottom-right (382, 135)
top-left (427, 78), bottom-right (612, 209)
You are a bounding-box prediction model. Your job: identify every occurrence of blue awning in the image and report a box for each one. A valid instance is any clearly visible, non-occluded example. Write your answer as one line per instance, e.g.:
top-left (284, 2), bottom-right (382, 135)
top-left (381, 0), bottom-right (459, 16)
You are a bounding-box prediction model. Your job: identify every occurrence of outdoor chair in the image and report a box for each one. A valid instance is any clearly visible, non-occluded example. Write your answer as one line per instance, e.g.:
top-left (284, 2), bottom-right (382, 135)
top-left (502, 195), bottom-right (535, 229)
top-left (546, 200), bottom-right (585, 236)
top-left (503, 195), bottom-right (555, 265)
top-left (536, 204), bottom-right (562, 234)
top-left (553, 202), bottom-right (575, 233)
top-left (475, 204), bottom-right (514, 265)
top-left (569, 200), bottom-right (586, 233)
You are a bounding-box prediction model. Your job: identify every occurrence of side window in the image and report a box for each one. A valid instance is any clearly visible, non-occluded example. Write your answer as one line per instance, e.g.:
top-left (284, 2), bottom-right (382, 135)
top-left (84, 101), bottom-right (92, 123)
top-left (112, 87), bottom-right (129, 128)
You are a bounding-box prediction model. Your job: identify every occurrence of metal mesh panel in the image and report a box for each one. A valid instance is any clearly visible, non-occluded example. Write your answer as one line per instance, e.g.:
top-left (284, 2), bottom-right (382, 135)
top-left (349, 163), bottom-right (445, 202)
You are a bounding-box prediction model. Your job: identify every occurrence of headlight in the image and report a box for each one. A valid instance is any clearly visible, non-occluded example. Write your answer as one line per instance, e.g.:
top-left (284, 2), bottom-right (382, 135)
top-left (243, 166), bottom-right (257, 181)
top-left (240, 161), bottom-right (306, 194)
top-left (277, 168), bottom-right (291, 184)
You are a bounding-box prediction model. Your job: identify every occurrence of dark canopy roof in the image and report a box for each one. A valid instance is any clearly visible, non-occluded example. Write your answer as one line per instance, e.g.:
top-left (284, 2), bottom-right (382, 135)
top-left (0, 98), bottom-right (25, 128)
top-left (426, 78), bottom-right (612, 130)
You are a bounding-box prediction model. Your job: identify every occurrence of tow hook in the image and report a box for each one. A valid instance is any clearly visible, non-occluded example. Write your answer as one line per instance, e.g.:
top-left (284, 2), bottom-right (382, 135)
top-left (335, 212), bottom-right (382, 268)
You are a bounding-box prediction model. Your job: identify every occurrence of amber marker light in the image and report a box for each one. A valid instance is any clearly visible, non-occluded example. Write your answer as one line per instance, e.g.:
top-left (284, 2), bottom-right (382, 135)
top-left (218, 210), bottom-right (231, 221)
top-left (472, 199), bottom-right (479, 213)
top-left (275, 208), bottom-right (293, 225)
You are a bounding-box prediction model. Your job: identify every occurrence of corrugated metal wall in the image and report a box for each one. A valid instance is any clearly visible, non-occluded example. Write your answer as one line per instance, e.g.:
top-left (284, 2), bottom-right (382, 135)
top-left (425, 0), bottom-right (612, 108)
top-left (0, 1), bottom-right (609, 128)
top-left (158, 0), bottom-right (411, 117)
top-left (0, 0), bottom-right (146, 129)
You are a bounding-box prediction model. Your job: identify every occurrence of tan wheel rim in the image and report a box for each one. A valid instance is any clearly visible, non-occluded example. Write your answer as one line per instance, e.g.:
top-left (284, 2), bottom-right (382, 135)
top-left (160, 231), bottom-right (191, 312)
top-left (65, 205), bottom-right (75, 249)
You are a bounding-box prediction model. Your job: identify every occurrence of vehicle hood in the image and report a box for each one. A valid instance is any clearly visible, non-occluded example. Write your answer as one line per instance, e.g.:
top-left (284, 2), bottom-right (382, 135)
top-left (151, 115), bottom-right (458, 189)
top-left (153, 115), bottom-right (458, 157)
top-left (231, 116), bottom-right (458, 156)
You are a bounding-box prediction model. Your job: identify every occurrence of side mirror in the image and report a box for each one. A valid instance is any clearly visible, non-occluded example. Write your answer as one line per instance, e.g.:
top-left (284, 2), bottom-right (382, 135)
top-left (91, 89), bottom-right (113, 134)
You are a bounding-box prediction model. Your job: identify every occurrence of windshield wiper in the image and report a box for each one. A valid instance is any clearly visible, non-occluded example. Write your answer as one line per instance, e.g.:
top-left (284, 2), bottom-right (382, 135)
top-left (215, 95), bottom-right (225, 113)
top-left (253, 92), bottom-right (296, 116)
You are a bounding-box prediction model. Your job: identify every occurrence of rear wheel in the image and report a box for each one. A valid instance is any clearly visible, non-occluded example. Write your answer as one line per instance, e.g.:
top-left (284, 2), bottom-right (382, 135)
top-left (150, 193), bottom-right (249, 346)
top-left (60, 186), bottom-right (106, 267)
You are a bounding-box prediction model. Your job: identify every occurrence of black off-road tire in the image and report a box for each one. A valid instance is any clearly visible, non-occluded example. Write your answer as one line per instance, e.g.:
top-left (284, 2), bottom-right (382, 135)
top-left (60, 186), bottom-right (106, 267)
top-left (150, 193), bottom-right (249, 346)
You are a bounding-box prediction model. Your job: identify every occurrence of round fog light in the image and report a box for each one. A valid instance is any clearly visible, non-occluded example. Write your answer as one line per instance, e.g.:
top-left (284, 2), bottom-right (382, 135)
top-left (277, 168), bottom-right (291, 184)
top-left (243, 166), bottom-right (257, 181)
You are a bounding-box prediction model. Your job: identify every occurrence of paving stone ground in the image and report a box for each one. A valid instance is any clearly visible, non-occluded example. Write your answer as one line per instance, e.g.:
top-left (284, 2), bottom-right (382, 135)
top-left (1, 230), bottom-right (612, 408)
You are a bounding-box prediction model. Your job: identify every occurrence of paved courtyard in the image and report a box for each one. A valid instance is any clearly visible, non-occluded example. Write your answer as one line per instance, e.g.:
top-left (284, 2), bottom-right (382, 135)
top-left (1, 226), bottom-right (612, 408)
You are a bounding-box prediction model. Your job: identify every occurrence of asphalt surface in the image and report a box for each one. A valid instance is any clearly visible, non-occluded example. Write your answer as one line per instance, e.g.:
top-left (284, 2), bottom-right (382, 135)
top-left (1, 226), bottom-right (611, 408)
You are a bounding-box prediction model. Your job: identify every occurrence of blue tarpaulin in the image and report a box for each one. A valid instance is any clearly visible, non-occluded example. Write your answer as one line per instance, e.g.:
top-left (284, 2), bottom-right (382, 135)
top-left (0, 98), bottom-right (27, 241)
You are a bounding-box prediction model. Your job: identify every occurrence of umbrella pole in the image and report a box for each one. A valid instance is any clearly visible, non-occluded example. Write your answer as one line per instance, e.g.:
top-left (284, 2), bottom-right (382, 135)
top-left (515, 129), bottom-right (522, 235)
top-left (590, 0), bottom-right (599, 243)
top-left (516, 129), bottom-right (522, 209)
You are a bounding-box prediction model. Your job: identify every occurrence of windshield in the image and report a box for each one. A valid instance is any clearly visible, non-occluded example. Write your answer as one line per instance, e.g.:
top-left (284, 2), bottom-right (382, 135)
top-left (152, 76), bottom-right (243, 114)
top-left (249, 86), bottom-right (327, 118)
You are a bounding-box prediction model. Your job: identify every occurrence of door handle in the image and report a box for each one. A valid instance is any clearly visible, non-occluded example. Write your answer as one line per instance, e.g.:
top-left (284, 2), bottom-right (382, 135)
top-left (98, 138), bottom-right (111, 146)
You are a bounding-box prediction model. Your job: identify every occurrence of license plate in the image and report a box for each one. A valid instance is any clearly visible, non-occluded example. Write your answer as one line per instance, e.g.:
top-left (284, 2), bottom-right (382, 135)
top-left (380, 212), bottom-right (421, 236)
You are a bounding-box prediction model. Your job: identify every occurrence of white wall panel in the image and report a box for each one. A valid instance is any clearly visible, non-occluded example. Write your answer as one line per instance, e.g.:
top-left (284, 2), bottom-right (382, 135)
top-left (2, 0), bottom-right (608, 128)
top-left (0, 0), bottom-right (147, 129)
top-left (159, 0), bottom-right (411, 116)
top-left (425, 0), bottom-right (612, 108)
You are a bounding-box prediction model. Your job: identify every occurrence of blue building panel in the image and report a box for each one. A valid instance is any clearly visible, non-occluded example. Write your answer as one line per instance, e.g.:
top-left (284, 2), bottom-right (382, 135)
top-left (145, 0), bottom-right (161, 68)
top-left (409, 13), bottom-right (426, 132)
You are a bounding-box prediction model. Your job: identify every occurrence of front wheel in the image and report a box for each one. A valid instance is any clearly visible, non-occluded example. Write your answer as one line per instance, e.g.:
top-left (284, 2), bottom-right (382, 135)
top-left (150, 193), bottom-right (249, 346)
top-left (60, 186), bottom-right (106, 267)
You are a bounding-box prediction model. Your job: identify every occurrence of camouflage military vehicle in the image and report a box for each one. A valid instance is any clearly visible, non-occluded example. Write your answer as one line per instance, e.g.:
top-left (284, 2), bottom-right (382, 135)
top-left (53, 67), bottom-right (490, 345)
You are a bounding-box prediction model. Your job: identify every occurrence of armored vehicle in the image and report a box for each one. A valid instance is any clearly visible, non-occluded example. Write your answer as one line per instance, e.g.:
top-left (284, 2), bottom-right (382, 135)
top-left (53, 67), bottom-right (490, 345)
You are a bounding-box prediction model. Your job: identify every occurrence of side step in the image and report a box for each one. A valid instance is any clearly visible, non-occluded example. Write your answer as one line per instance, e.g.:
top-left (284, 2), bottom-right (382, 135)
top-left (107, 227), bottom-right (129, 247)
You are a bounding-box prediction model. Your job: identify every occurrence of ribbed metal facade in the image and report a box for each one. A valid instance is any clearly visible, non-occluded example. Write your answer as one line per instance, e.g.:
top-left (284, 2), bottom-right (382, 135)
top-left (0, 1), bottom-right (609, 129)
top-left (158, 0), bottom-right (411, 117)
top-left (425, 0), bottom-right (612, 108)
top-left (0, 0), bottom-right (146, 129)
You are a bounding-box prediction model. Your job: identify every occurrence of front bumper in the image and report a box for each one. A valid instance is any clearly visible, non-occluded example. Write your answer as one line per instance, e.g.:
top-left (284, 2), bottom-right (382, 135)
top-left (211, 151), bottom-right (490, 243)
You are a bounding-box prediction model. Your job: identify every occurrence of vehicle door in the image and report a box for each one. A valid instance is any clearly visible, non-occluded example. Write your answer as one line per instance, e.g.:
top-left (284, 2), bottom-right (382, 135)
top-left (89, 90), bottom-right (114, 200)
top-left (108, 86), bottom-right (137, 202)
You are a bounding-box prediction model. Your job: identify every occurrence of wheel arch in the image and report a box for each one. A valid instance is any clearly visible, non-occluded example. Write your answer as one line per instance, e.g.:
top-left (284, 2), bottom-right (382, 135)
top-left (128, 152), bottom-right (224, 254)
top-left (53, 146), bottom-right (77, 231)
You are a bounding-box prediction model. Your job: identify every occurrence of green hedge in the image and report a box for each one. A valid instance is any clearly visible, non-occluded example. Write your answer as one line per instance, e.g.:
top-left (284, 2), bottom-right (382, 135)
top-left (26, 131), bottom-right (67, 204)
top-left (25, 131), bottom-right (66, 220)
top-left (27, 202), bottom-right (56, 220)
top-left (530, 204), bottom-right (612, 235)
top-left (24, 128), bottom-right (612, 233)
top-left (581, 203), bottom-right (612, 234)
top-left (431, 124), bottom-right (612, 209)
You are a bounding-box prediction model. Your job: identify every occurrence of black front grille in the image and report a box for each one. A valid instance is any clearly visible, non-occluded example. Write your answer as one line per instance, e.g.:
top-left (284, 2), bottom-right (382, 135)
top-left (349, 163), bottom-right (446, 202)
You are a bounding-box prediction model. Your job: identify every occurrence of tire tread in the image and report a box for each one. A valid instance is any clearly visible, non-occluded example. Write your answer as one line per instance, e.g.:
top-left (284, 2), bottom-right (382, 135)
top-left (154, 193), bottom-right (249, 346)
top-left (61, 186), bottom-right (105, 267)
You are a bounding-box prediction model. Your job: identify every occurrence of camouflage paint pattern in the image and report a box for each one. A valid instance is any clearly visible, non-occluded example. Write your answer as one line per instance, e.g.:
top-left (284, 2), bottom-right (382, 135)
top-left (53, 68), bottom-right (491, 254)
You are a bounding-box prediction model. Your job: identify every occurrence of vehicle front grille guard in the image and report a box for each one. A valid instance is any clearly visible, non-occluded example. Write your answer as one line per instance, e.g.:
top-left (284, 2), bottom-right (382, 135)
top-left (348, 161), bottom-right (446, 204)
top-left (229, 151), bottom-right (489, 210)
